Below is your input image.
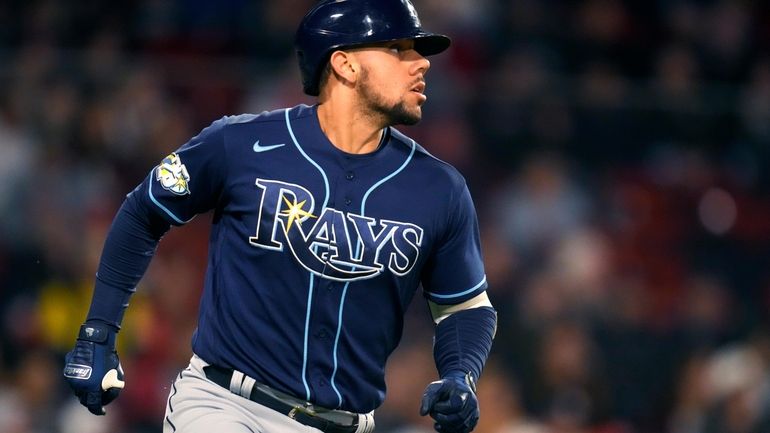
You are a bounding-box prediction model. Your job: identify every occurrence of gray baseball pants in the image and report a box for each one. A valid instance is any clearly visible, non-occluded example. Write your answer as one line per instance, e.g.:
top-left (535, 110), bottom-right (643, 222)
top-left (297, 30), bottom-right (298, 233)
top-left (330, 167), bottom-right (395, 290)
top-left (163, 355), bottom-right (322, 433)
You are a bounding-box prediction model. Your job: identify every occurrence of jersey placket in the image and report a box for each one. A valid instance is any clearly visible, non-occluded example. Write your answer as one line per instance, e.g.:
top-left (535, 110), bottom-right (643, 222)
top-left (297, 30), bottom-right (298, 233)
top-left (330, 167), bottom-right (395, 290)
top-left (304, 164), bottom-right (361, 409)
top-left (305, 277), bottom-right (339, 405)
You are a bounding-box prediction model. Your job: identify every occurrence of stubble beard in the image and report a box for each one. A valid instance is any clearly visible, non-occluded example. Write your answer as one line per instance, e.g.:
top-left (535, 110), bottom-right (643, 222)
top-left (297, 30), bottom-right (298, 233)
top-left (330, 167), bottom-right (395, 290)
top-left (358, 67), bottom-right (422, 126)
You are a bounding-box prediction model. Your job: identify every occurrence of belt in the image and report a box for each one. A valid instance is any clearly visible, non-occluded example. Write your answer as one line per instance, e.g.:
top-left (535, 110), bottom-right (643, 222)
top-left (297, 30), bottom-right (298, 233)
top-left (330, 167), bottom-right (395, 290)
top-left (203, 365), bottom-right (362, 433)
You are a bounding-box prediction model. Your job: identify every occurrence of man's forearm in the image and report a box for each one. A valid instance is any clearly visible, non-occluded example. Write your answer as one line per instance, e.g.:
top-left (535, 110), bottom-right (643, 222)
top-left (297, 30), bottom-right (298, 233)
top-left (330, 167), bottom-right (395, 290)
top-left (432, 305), bottom-right (497, 382)
top-left (86, 192), bottom-right (171, 328)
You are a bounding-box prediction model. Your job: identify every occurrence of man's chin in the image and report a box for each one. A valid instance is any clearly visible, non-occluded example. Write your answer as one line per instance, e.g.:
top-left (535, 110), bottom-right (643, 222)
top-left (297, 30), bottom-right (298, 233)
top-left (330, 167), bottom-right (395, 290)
top-left (398, 114), bottom-right (421, 126)
top-left (388, 105), bottom-right (422, 126)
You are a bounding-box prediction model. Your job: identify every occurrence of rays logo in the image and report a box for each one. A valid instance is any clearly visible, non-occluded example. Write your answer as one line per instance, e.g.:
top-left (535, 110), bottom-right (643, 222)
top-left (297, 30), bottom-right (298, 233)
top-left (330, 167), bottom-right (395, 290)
top-left (156, 153), bottom-right (191, 195)
top-left (249, 179), bottom-right (423, 281)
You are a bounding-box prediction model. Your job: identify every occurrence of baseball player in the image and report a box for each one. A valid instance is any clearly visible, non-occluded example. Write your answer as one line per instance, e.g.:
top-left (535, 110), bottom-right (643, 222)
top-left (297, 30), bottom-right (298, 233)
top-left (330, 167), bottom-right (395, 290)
top-left (63, 1), bottom-right (497, 432)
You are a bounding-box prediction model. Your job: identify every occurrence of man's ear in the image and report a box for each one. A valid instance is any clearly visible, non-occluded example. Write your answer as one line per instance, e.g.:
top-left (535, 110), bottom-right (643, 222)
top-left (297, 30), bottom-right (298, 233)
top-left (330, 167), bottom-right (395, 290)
top-left (328, 50), bottom-right (359, 86)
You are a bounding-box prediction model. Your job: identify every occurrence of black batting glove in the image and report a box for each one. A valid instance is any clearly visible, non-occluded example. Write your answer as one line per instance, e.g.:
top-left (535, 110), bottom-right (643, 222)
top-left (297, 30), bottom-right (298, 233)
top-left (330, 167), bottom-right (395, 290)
top-left (419, 371), bottom-right (479, 433)
top-left (63, 322), bottom-right (125, 415)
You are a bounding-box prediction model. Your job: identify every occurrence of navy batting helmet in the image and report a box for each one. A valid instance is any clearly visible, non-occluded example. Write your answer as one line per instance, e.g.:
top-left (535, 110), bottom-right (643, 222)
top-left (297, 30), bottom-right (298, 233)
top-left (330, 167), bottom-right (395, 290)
top-left (295, 0), bottom-right (451, 96)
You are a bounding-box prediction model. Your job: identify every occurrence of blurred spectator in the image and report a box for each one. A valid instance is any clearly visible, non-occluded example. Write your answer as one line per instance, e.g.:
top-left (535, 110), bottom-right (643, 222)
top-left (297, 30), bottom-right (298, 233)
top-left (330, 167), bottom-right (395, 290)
top-left (0, 108), bottom-right (36, 245)
top-left (474, 361), bottom-right (546, 433)
top-left (491, 152), bottom-right (592, 267)
top-left (535, 321), bottom-right (612, 427)
top-left (740, 59), bottom-right (770, 142)
top-left (670, 343), bottom-right (770, 433)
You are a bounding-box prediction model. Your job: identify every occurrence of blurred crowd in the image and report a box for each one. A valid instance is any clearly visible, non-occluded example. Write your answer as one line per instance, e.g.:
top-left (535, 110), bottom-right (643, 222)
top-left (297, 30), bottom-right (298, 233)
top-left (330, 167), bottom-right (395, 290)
top-left (1, 1), bottom-right (770, 432)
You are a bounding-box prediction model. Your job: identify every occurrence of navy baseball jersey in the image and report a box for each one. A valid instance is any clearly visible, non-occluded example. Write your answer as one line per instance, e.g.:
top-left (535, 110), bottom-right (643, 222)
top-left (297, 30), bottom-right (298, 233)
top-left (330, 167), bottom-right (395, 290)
top-left (131, 104), bottom-right (487, 413)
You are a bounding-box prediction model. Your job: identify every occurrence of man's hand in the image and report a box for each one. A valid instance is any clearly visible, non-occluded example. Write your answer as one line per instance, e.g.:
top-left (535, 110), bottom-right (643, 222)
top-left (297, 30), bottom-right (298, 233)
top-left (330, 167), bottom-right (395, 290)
top-left (63, 322), bottom-right (125, 415)
top-left (419, 372), bottom-right (479, 433)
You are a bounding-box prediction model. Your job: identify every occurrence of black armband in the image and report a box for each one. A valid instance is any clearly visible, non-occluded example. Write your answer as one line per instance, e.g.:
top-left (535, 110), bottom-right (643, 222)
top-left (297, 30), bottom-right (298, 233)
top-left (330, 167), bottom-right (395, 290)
top-left (433, 306), bottom-right (497, 384)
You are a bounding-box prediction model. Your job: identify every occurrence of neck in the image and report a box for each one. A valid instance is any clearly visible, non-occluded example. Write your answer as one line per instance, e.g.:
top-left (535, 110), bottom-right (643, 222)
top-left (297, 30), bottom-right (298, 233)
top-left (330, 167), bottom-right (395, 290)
top-left (316, 96), bottom-right (385, 155)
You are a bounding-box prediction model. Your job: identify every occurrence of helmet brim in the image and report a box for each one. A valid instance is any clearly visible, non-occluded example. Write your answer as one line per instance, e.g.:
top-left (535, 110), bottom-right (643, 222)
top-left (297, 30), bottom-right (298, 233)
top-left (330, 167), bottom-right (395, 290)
top-left (413, 33), bottom-right (451, 56)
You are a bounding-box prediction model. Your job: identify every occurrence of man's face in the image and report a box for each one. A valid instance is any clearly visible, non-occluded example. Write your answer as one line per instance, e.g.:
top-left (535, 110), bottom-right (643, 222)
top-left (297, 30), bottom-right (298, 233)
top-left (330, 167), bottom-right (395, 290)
top-left (350, 39), bottom-right (431, 126)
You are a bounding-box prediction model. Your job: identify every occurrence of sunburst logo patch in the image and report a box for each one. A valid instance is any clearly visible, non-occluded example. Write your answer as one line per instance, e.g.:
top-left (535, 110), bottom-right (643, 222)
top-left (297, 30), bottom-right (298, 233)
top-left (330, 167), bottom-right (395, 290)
top-left (156, 153), bottom-right (191, 195)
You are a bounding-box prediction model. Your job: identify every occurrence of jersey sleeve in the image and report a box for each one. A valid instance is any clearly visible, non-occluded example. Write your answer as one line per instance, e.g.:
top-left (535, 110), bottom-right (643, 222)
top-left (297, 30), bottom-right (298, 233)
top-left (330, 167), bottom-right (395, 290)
top-left (421, 182), bottom-right (488, 305)
top-left (135, 117), bottom-right (228, 225)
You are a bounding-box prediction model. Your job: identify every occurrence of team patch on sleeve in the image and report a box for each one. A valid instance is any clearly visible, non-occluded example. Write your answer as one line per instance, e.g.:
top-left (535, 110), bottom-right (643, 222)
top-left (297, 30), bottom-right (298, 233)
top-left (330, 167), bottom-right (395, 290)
top-left (156, 153), bottom-right (191, 195)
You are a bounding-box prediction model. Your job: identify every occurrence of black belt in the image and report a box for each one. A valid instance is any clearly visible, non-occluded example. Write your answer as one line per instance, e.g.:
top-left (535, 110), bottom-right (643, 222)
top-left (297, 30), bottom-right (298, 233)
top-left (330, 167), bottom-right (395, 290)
top-left (203, 365), bottom-right (359, 433)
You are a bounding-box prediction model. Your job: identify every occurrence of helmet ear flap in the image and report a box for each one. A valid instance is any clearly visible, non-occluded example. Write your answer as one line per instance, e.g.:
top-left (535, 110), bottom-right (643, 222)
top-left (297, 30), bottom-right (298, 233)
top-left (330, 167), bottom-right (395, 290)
top-left (295, 0), bottom-right (450, 96)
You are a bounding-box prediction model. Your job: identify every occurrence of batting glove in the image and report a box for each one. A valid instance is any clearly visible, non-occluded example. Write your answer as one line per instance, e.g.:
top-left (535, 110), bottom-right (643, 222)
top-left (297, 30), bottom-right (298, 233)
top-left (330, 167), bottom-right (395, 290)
top-left (419, 371), bottom-right (479, 433)
top-left (63, 322), bottom-right (125, 415)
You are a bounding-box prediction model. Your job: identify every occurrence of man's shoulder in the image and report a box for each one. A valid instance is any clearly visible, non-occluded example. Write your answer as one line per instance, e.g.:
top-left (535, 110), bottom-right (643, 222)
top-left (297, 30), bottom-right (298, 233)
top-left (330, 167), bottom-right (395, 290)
top-left (389, 127), bottom-right (466, 187)
top-left (220, 104), bottom-right (311, 128)
top-left (201, 105), bottom-right (313, 143)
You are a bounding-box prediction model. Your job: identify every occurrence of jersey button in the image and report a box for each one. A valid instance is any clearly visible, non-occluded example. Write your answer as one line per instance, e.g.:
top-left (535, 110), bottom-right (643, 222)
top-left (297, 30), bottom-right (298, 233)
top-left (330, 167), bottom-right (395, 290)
top-left (316, 329), bottom-right (328, 339)
top-left (345, 171), bottom-right (355, 180)
top-left (344, 198), bottom-right (352, 206)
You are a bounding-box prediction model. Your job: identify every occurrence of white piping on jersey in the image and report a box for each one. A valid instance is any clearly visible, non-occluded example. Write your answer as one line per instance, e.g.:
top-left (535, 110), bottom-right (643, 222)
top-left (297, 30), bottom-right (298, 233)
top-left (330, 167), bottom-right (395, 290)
top-left (330, 282), bottom-right (349, 407)
top-left (429, 291), bottom-right (493, 324)
top-left (147, 170), bottom-right (194, 224)
top-left (285, 107), bottom-right (332, 402)
top-left (329, 137), bottom-right (417, 408)
top-left (284, 108), bottom-right (330, 209)
top-left (300, 274), bottom-right (316, 400)
top-left (360, 139), bottom-right (417, 215)
top-left (424, 275), bottom-right (488, 300)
